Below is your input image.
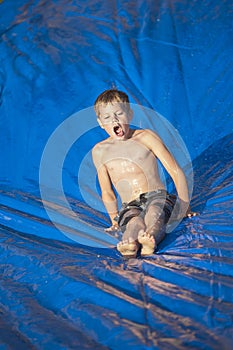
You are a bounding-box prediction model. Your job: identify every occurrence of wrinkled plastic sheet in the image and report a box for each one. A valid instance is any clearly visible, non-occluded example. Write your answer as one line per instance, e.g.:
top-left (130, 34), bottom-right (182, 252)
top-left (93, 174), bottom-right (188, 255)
top-left (0, 0), bottom-right (233, 349)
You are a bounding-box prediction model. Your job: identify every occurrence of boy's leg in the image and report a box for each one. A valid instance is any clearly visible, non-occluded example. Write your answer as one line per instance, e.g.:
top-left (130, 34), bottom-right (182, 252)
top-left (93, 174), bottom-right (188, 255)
top-left (138, 203), bottom-right (166, 256)
top-left (144, 204), bottom-right (166, 244)
top-left (117, 216), bottom-right (145, 258)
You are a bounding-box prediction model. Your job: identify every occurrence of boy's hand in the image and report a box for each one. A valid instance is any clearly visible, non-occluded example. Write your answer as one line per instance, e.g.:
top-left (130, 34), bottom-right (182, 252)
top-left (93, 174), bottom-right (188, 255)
top-left (104, 223), bottom-right (120, 233)
top-left (177, 201), bottom-right (198, 220)
top-left (185, 205), bottom-right (198, 218)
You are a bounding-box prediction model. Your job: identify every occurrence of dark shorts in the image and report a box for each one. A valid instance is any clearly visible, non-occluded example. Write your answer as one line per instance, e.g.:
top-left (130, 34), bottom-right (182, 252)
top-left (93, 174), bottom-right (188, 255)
top-left (115, 190), bottom-right (177, 232)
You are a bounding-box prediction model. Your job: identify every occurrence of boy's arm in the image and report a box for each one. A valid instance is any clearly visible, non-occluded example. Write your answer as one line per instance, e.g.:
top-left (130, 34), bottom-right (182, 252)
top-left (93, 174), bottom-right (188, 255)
top-left (97, 164), bottom-right (119, 227)
top-left (92, 146), bottom-right (119, 229)
top-left (144, 130), bottom-right (195, 218)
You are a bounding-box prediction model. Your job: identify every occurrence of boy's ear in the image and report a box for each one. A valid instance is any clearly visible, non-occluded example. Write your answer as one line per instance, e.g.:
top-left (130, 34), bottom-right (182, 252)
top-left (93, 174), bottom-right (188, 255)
top-left (97, 117), bottom-right (104, 129)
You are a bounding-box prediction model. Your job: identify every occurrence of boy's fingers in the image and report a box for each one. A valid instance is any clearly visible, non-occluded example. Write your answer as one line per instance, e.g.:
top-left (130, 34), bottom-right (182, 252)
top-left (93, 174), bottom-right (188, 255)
top-left (104, 225), bottom-right (119, 232)
top-left (187, 211), bottom-right (198, 217)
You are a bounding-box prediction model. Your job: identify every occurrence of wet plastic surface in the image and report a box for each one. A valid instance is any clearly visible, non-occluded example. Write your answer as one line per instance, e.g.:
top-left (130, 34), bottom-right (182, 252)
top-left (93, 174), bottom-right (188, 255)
top-left (0, 0), bottom-right (233, 349)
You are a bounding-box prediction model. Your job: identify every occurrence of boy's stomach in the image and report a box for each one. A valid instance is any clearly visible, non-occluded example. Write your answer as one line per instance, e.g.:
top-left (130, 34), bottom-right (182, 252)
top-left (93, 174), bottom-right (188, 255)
top-left (114, 174), bottom-right (165, 203)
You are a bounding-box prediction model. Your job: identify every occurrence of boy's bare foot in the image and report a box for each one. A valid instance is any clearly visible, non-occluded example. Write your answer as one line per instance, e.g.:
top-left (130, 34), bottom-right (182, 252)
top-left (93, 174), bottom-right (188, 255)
top-left (138, 230), bottom-right (157, 256)
top-left (117, 238), bottom-right (139, 258)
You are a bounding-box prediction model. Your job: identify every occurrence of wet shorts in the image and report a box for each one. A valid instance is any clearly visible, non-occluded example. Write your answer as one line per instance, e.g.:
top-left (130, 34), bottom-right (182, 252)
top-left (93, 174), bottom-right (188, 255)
top-left (115, 189), bottom-right (177, 232)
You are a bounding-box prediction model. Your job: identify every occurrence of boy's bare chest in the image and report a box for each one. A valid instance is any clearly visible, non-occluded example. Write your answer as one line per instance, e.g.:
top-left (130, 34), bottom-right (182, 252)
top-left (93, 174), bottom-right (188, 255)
top-left (102, 140), bottom-right (152, 167)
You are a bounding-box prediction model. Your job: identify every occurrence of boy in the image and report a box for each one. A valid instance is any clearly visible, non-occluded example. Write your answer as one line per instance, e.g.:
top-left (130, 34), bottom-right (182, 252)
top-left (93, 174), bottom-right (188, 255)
top-left (92, 89), bottom-right (195, 258)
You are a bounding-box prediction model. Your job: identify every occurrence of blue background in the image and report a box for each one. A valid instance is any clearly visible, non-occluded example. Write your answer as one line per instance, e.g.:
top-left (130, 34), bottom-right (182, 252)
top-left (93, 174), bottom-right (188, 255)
top-left (0, 0), bottom-right (232, 349)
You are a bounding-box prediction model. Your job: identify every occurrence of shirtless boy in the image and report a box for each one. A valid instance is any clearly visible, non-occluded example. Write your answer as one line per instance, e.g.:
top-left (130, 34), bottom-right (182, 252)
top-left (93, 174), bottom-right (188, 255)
top-left (92, 89), bottom-right (195, 258)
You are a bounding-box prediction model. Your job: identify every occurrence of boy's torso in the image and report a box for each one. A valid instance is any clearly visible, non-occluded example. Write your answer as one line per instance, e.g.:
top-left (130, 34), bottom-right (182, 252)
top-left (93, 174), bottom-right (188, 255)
top-left (99, 129), bottom-right (165, 202)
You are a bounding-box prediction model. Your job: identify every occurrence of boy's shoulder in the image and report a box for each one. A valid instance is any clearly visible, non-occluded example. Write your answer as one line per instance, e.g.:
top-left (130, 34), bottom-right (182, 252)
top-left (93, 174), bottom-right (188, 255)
top-left (92, 138), bottom-right (110, 155)
top-left (93, 137), bottom-right (111, 148)
top-left (133, 128), bottom-right (159, 140)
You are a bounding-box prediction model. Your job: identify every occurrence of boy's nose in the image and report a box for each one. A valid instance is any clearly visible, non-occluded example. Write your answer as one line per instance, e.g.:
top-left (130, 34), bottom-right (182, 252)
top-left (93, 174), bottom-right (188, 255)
top-left (112, 114), bottom-right (119, 122)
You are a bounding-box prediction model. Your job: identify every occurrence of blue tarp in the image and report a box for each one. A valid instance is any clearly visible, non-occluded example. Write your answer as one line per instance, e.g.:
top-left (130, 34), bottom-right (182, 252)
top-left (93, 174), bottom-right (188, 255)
top-left (0, 0), bottom-right (233, 349)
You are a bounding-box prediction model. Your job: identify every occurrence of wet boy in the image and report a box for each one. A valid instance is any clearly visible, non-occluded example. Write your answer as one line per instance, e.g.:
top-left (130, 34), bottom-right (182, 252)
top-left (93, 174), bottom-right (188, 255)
top-left (92, 89), bottom-right (195, 258)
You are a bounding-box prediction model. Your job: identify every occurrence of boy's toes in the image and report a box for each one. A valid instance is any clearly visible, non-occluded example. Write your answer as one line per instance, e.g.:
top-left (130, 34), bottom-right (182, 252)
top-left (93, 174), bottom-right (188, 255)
top-left (138, 231), bottom-right (156, 257)
top-left (117, 239), bottom-right (139, 259)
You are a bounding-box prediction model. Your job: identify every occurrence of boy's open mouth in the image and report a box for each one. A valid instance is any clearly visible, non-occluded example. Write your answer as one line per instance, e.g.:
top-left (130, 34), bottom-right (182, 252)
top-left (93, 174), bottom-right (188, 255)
top-left (113, 125), bottom-right (124, 137)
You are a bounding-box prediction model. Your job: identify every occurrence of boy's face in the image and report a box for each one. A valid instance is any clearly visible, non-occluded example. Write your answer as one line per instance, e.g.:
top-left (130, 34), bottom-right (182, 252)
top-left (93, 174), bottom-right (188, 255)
top-left (97, 102), bottom-right (133, 140)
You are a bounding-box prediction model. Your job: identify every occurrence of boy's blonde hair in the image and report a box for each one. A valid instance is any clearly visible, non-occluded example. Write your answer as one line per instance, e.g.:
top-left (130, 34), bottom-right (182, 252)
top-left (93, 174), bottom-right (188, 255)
top-left (94, 89), bottom-right (130, 117)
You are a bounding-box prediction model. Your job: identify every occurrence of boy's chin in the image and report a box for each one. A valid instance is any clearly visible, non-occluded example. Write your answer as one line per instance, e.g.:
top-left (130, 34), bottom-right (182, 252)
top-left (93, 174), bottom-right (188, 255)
top-left (111, 135), bottom-right (125, 141)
